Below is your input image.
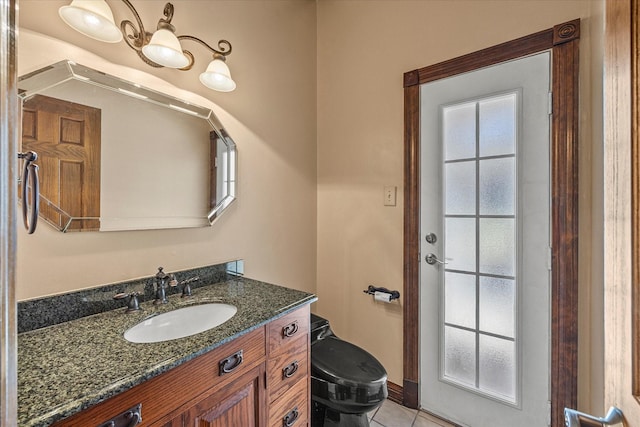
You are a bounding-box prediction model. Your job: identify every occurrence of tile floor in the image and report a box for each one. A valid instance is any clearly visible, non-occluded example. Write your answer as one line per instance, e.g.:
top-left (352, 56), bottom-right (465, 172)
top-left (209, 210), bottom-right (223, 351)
top-left (368, 399), bottom-right (455, 427)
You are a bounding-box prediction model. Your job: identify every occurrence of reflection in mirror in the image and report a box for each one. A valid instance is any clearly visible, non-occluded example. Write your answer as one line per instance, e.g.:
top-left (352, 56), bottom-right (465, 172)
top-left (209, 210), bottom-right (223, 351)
top-left (18, 60), bottom-right (236, 232)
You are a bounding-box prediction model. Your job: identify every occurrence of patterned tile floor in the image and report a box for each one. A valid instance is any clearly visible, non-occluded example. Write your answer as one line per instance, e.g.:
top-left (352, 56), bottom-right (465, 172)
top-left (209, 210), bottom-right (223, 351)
top-left (368, 399), bottom-right (455, 427)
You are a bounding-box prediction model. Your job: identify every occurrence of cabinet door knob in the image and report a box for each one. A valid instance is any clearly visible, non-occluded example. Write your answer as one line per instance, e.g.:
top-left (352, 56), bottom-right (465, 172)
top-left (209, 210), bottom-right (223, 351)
top-left (283, 407), bottom-right (299, 427)
top-left (282, 360), bottom-right (299, 379)
top-left (219, 350), bottom-right (244, 375)
top-left (282, 321), bottom-right (299, 338)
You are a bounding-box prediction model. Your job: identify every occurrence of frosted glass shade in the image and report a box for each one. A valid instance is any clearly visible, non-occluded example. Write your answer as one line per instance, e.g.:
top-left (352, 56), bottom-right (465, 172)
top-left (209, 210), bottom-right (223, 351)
top-left (142, 29), bottom-right (190, 69)
top-left (199, 58), bottom-right (236, 92)
top-left (59, 0), bottom-right (123, 43)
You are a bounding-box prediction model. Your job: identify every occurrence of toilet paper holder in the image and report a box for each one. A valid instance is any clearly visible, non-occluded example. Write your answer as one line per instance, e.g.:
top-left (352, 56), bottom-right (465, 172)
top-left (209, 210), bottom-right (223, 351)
top-left (363, 285), bottom-right (400, 301)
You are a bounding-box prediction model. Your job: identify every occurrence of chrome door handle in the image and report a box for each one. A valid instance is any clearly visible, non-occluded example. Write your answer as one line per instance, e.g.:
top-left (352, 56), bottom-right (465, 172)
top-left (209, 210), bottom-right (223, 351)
top-left (18, 151), bottom-right (39, 234)
top-left (564, 406), bottom-right (623, 426)
top-left (425, 253), bottom-right (447, 265)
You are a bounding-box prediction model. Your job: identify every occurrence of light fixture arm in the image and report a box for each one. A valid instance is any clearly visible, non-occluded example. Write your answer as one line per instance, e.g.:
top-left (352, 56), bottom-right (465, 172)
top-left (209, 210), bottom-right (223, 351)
top-left (119, 0), bottom-right (158, 66)
top-left (176, 36), bottom-right (232, 71)
top-left (116, 1), bottom-right (232, 70)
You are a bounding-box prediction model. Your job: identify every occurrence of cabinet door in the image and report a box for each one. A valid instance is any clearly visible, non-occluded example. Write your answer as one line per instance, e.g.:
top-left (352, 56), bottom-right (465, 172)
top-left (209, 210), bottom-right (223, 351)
top-left (183, 364), bottom-right (266, 427)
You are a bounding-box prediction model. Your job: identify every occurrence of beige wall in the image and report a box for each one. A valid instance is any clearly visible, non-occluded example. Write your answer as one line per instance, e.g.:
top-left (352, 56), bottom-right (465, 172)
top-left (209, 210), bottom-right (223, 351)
top-left (16, 1), bottom-right (318, 298)
top-left (316, 0), bottom-right (604, 413)
top-left (16, 0), bottom-right (605, 416)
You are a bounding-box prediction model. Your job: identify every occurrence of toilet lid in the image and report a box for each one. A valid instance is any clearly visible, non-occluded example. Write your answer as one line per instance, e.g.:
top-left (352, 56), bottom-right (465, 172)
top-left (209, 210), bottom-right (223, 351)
top-left (312, 336), bottom-right (387, 386)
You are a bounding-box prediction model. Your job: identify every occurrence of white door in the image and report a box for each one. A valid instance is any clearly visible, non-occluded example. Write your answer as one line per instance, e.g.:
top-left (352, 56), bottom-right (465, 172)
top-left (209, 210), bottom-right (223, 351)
top-left (420, 52), bottom-right (551, 427)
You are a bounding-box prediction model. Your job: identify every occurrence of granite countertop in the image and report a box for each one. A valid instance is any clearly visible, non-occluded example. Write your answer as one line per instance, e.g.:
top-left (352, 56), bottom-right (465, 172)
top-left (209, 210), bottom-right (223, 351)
top-left (18, 276), bottom-right (316, 427)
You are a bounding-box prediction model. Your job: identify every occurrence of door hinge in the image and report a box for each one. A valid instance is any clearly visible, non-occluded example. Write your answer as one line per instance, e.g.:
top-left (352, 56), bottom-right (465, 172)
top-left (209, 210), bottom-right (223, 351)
top-left (547, 400), bottom-right (552, 426)
top-left (547, 247), bottom-right (553, 271)
top-left (548, 92), bottom-right (553, 115)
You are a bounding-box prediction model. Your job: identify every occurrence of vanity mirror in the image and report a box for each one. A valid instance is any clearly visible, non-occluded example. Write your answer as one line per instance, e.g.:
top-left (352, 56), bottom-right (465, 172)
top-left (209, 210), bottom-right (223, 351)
top-left (18, 60), bottom-right (236, 232)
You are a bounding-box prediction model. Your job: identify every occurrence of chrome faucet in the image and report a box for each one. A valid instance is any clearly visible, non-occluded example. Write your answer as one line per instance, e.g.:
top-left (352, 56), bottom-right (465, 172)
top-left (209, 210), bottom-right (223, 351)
top-left (153, 267), bottom-right (172, 305)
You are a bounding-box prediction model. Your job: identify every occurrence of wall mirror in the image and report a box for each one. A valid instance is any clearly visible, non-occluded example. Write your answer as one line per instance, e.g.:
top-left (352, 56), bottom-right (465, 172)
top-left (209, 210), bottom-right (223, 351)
top-left (18, 60), bottom-right (236, 232)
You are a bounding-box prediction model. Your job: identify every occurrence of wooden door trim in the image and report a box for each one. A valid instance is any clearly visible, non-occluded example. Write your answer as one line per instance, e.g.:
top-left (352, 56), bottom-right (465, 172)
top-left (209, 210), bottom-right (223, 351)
top-left (402, 20), bottom-right (580, 427)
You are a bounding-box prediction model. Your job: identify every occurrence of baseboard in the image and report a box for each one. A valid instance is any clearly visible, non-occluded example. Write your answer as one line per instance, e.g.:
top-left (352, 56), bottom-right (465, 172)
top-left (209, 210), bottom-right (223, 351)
top-left (387, 381), bottom-right (403, 405)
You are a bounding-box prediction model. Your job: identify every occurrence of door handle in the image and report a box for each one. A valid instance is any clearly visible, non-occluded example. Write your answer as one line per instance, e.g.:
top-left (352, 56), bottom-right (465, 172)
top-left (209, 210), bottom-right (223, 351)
top-left (425, 253), bottom-right (447, 265)
top-left (564, 406), bottom-right (623, 426)
top-left (18, 151), bottom-right (39, 234)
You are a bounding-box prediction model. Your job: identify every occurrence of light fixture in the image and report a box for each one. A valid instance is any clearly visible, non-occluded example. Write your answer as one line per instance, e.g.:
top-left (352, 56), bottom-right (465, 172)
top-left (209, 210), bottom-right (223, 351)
top-left (58, 1), bottom-right (236, 92)
top-left (200, 54), bottom-right (236, 92)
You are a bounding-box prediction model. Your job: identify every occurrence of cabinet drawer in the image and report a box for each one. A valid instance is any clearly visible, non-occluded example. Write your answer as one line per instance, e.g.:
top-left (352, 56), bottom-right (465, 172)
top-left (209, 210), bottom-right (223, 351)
top-left (267, 333), bottom-right (308, 402)
top-left (53, 327), bottom-right (265, 427)
top-left (267, 305), bottom-right (310, 355)
top-left (268, 377), bottom-right (308, 427)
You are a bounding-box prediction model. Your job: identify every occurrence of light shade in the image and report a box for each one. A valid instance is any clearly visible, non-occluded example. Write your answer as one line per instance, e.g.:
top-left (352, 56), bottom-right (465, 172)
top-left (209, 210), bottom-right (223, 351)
top-left (199, 58), bottom-right (236, 92)
top-left (59, 0), bottom-right (123, 43)
top-left (142, 29), bottom-right (190, 69)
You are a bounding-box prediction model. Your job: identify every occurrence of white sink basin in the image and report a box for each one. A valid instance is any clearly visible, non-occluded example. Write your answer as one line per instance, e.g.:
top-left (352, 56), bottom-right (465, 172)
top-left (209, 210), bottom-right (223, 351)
top-left (124, 303), bottom-right (237, 343)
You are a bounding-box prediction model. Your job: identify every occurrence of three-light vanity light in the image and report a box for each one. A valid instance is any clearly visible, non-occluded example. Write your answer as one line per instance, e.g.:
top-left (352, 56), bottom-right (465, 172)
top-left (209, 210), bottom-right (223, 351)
top-left (58, 0), bottom-right (236, 92)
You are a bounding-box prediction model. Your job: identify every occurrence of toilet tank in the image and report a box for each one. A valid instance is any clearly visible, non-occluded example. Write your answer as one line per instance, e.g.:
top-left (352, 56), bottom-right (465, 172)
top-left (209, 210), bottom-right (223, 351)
top-left (310, 313), bottom-right (333, 343)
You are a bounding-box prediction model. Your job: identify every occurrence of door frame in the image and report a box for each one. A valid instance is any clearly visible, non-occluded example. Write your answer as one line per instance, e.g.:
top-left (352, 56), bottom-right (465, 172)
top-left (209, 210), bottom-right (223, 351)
top-left (403, 20), bottom-right (580, 427)
top-left (0, 0), bottom-right (18, 425)
top-left (605, 0), bottom-right (640, 421)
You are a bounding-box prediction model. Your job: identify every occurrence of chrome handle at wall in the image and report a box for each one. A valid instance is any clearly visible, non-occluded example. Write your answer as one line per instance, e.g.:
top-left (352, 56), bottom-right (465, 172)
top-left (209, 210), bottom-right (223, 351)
top-left (18, 151), bottom-right (39, 234)
top-left (564, 406), bottom-right (623, 426)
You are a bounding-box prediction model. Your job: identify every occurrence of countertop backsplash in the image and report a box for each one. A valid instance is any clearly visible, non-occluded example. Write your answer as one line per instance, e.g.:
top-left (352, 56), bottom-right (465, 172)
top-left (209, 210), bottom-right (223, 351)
top-left (18, 260), bottom-right (245, 333)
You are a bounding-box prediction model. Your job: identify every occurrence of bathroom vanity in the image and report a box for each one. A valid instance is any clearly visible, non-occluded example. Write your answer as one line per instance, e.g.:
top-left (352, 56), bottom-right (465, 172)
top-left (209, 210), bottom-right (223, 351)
top-left (17, 274), bottom-right (316, 427)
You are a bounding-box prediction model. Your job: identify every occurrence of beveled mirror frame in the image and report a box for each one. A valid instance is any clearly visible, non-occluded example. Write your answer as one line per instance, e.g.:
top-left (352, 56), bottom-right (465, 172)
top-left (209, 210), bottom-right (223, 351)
top-left (402, 20), bottom-right (580, 426)
top-left (18, 59), bottom-right (237, 232)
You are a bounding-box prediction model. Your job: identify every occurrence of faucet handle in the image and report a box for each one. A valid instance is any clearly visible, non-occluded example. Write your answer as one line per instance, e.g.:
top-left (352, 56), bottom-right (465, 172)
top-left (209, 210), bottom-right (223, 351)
top-left (114, 291), bottom-right (141, 313)
top-left (168, 273), bottom-right (178, 287)
top-left (179, 276), bottom-right (199, 298)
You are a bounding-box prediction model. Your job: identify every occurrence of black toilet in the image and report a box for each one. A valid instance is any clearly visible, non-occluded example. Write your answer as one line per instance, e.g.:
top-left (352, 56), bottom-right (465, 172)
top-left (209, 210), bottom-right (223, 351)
top-left (310, 313), bottom-right (388, 427)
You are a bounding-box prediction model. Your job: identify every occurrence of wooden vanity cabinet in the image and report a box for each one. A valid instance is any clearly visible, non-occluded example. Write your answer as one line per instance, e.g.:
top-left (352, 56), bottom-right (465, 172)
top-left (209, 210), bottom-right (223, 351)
top-left (51, 305), bottom-right (310, 427)
top-left (155, 365), bottom-right (266, 427)
top-left (265, 306), bottom-right (311, 427)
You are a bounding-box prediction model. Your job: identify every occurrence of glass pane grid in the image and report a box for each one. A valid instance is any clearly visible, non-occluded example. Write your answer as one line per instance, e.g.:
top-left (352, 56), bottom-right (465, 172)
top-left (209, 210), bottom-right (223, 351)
top-left (441, 93), bottom-right (518, 404)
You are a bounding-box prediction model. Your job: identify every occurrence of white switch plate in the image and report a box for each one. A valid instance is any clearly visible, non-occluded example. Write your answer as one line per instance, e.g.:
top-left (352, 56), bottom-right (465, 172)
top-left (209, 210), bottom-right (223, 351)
top-left (384, 186), bottom-right (397, 206)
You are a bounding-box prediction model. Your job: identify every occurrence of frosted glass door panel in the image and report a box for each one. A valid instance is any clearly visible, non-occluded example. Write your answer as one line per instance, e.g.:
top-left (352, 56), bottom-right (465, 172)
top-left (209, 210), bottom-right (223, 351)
top-left (441, 93), bottom-right (518, 403)
top-left (444, 326), bottom-right (476, 387)
top-left (445, 272), bottom-right (476, 329)
top-left (479, 218), bottom-right (515, 276)
top-left (479, 94), bottom-right (516, 157)
top-left (479, 335), bottom-right (516, 400)
top-left (445, 218), bottom-right (476, 272)
top-left (479, 276), bottom-right (516, 338)
top-left (480, 158), bottom-right (515, 215)
top-left (445, 161), bottom-right (476, 215)
top-left (443, 102), bottom-right (476, 160)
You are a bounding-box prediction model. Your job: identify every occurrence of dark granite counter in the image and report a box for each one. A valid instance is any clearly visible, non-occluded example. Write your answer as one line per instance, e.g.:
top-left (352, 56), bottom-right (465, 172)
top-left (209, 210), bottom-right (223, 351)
top-left (18, 276), bottom-right (316, 426)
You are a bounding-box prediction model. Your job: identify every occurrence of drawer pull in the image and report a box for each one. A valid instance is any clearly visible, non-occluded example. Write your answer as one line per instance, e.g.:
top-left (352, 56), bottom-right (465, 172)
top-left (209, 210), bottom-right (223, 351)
top-left (282, 321), bottom-right (299, 338)
top-left (282, 360), bottom-right (299, 379)
top-left (98, 404), bottom-right (142, 427)
top-left (283, 407), bottom-right (299, 427)
top-left (219, 350), bottom-right (244, 375)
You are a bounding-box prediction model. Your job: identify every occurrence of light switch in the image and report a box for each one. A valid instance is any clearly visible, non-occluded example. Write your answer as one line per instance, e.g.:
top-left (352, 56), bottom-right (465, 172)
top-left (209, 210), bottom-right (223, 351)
top-left (384, 186), bottom-right (397, 206)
